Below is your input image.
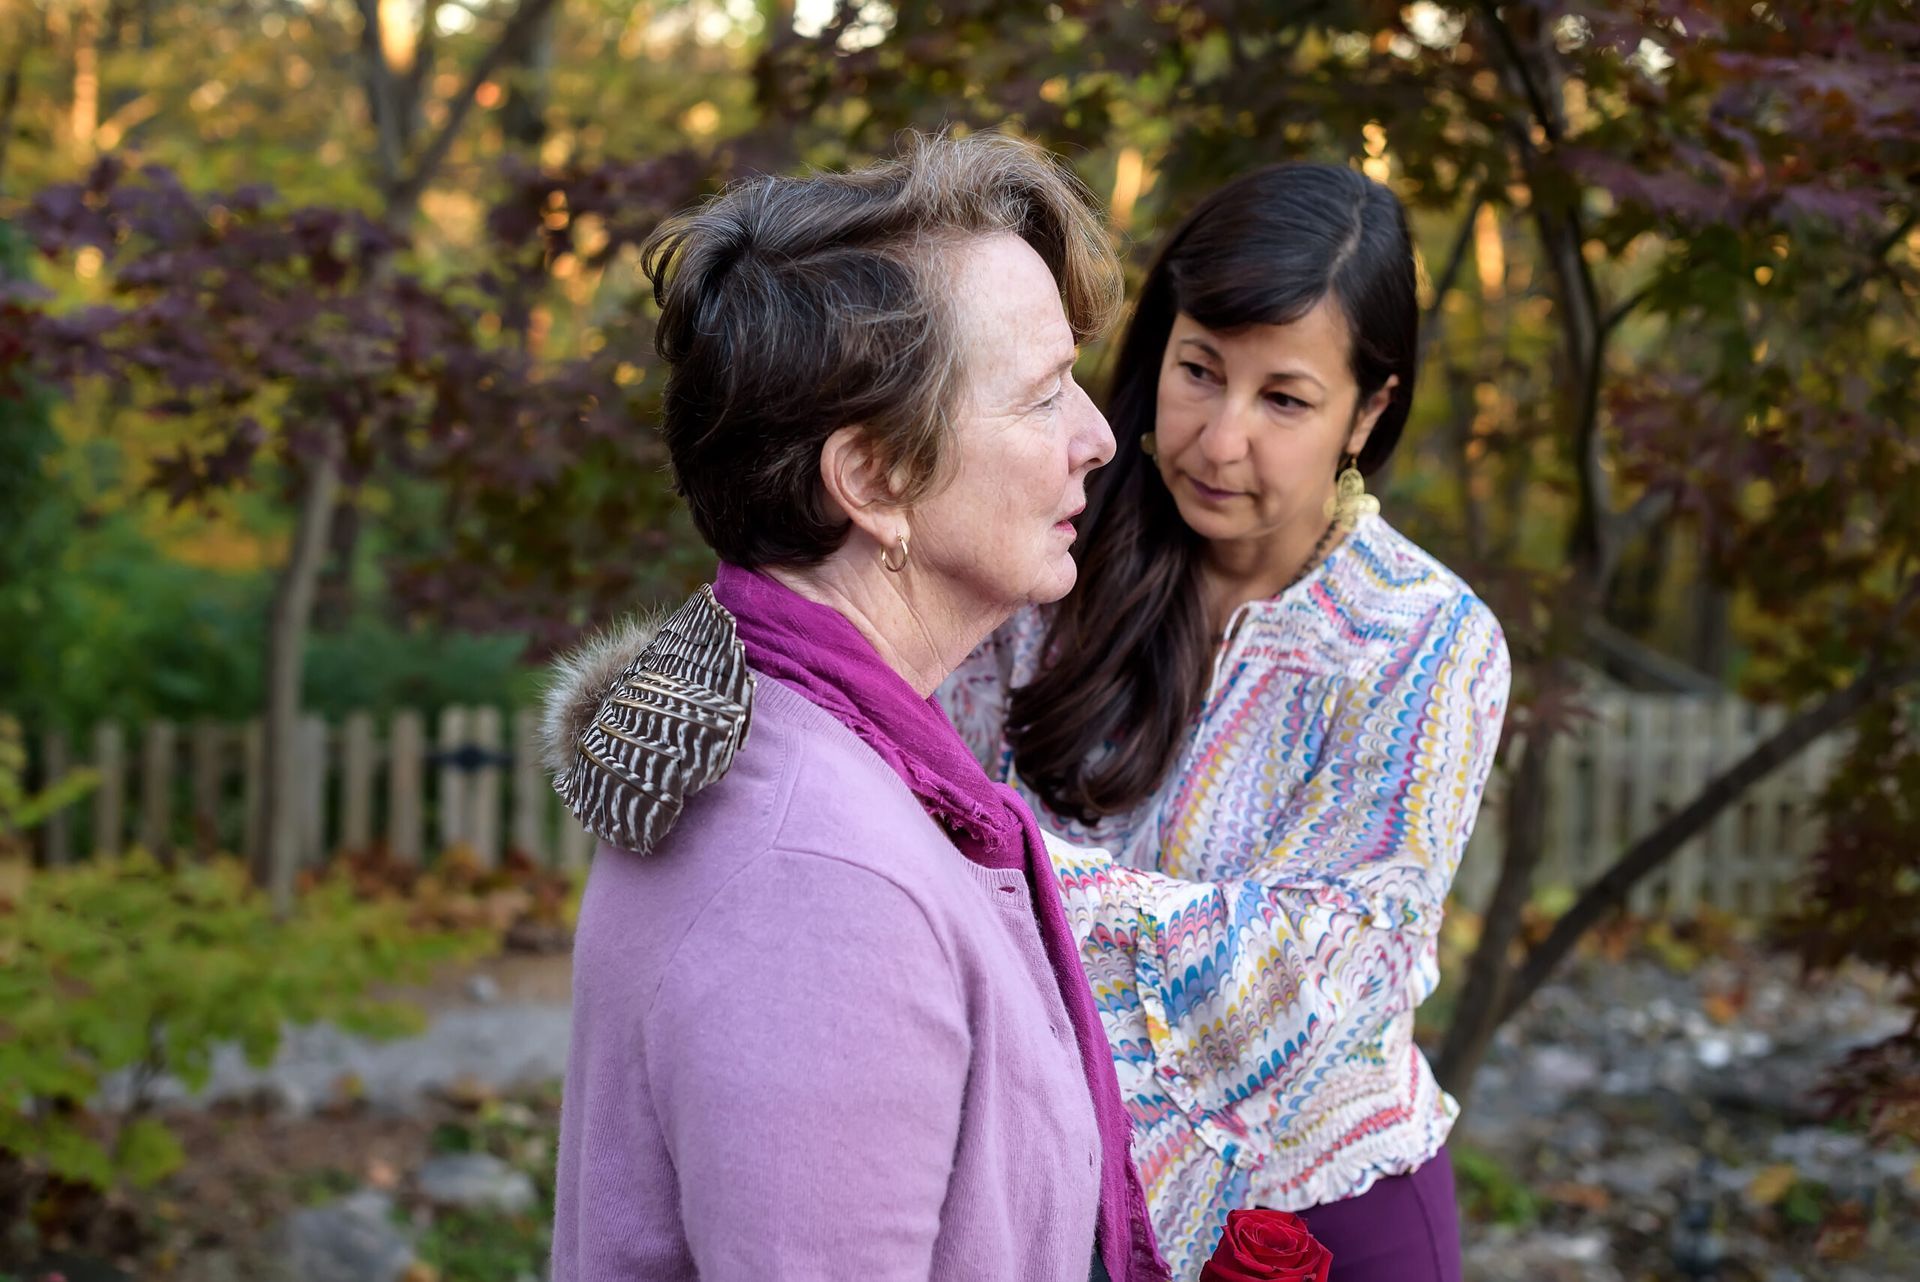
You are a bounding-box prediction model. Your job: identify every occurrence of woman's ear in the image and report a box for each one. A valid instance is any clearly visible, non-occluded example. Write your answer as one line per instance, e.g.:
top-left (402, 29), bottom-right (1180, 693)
top-left (818, 425), bottom-right (904, 543)
top-left (1344, 374), bottom-right (1400, 459)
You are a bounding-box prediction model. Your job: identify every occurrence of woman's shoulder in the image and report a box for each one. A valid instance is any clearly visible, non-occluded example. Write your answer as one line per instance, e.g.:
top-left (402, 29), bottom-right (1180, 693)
top-left (578, 677), bottom-right (952, 910)
top-left (576, 681), bottom-right (976, 1004)
top-left (750, 679), bottom-right (988, 898)
top-left (1325, 516), bottom-right (1504, 643)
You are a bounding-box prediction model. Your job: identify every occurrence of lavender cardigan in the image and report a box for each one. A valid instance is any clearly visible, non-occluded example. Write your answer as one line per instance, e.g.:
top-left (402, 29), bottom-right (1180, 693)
top-left (550, 676), bottom-right (1104, 1280)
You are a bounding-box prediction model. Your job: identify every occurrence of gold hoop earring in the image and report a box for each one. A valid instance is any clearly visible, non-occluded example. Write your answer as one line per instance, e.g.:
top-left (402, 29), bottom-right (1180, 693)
top-left (1139, 432), bottom-right (1158, 458)
top-left (1324, 454), bottom-right (1379, 530)
top-left (879, 533), bottom-right (910, 573)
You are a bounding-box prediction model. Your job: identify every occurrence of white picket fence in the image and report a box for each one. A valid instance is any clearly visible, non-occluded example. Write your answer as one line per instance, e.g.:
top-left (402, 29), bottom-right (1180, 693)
top-left (28, 707), bottom-right (596, 874)
top-left (1455, 693), bottom-right (1845, 917)
top-left (26, 693), bottom-right (1847, 917)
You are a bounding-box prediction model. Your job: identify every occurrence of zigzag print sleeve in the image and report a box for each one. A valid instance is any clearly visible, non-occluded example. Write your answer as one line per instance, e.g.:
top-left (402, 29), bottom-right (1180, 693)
top-left (1048, 595), bottom-right (1508, 1261)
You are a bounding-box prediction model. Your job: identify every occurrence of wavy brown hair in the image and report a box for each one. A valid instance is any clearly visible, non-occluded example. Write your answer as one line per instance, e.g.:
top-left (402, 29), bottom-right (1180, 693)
top-left (1006, 164), bottom-right (1419, 822)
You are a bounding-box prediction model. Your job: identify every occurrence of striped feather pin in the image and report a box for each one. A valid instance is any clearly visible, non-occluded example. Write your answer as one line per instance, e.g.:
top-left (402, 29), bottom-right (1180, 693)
top-left (555, 585), bottom-right (754, 854)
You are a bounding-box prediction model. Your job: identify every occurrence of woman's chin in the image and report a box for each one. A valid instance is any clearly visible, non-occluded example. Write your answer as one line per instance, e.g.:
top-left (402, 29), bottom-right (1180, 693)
top-left (1169, 496), bottom-right (1248, 542)
top-left (1024, 555), bottom-right (1080, 606)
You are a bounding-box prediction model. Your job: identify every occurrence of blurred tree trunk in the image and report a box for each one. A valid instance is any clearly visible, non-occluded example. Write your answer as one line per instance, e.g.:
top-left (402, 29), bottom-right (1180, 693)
top-left (68, 0), bottom-right (102, 155)
top-left (313, 496), bottom-right (361, 631)
top-left (1690, 584), bottom-right (1732, 681)
top-left (248, 0), bottom-right (562, 902)
top-left (258, 446), bottom-right (339, 911)
top-left (1434, 691), bottom-right (1553, 1100)
top-left (0, 32), bottom-right (27, 193)
top-left (499, 0), bottom-right (556, 149)
top-left (1437, 0), bottom-right (1655, 1100)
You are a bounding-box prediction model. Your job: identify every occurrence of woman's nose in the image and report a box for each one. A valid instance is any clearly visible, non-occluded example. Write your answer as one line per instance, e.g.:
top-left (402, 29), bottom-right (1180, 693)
top-left (1071, 384), bottom-right (1116, 470)
top-left (1196, 404), bottom-right (1252, 464)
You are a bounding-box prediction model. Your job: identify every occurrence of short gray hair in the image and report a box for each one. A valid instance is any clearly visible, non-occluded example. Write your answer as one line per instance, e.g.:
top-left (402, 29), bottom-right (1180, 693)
top-left (642, 131), bottom-right (1123, 568)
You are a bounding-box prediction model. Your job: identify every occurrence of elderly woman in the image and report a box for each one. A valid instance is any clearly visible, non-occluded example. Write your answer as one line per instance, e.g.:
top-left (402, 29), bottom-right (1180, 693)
top-left (542, 135), bottom-right (1167, 1282)
top-left (942, 164), bottom-right (1511, 1280)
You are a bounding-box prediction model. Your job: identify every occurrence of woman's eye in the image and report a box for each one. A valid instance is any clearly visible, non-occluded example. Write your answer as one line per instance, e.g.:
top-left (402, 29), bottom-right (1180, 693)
top-left (1180, 361), bottom-right (1216, 383)
top-left (1267, 392), bottom-right (1308, 411)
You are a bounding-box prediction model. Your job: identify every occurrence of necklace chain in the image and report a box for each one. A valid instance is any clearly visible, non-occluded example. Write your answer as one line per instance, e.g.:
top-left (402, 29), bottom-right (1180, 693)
top-left (1211, 519), bottom-right (1340, 646)
top-left (1283, 518), bottom-right (1339, 595)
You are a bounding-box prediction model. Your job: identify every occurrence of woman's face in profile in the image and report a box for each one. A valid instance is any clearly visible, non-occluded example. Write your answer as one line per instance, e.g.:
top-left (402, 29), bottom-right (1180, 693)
top-left (907, 233), bottom-right (1115, 622)
top-left (1151, 300), bottom-right (1382, 552)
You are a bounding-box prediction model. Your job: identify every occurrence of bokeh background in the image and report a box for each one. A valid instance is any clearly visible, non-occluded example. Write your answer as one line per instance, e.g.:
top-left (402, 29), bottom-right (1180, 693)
top-left (1, 2), bottom-right (1917, 1279)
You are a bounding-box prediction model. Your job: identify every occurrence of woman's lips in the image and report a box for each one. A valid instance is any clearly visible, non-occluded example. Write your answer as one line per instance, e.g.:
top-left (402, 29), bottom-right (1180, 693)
top-left (1184, 474), bottom-right (1243, 504)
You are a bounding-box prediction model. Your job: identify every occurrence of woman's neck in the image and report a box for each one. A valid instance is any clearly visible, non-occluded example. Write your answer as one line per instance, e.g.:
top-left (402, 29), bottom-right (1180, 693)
top-left (1199, 512), bottom-right (1347, 636)
top-left (764, 558), bottom-right (990, 699)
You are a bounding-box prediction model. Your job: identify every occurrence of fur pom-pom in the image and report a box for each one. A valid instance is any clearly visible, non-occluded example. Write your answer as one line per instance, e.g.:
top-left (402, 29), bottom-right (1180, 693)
top-left (540, 610), bottom-right (667, 780)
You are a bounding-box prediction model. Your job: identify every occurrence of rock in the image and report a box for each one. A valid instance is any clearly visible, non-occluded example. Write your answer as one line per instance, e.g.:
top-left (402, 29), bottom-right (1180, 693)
top-left (1527, 1044), bottom-right (1601, 1104)
top-left (1701, 1053), bottom-right (1826, 1123)
top-left (417, 1152), bottom-right (537, 1214)
top-left (1582, 1142), bottom-right (1699, 1201)
top-left (1693, 1033), bottom-right (1734, 1070)
top-left (466, 973), bottom-right (502, 1004)
top-left (179, 1003), bottom-right (570, 1113)
top-left (261, 1077), bottom-right (316, 1118)
top-left (1767, 1128), bottom-right (1920, 1199)
top-left (281, 1190), bottom-right (416, 1282)
top-left (1464, 1227), bottom-right (1622, 1282)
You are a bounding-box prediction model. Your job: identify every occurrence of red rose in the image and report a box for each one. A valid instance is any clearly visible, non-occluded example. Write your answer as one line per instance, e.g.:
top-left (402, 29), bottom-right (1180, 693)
top-left (1198, 1208), bottom-right (1333, 1282)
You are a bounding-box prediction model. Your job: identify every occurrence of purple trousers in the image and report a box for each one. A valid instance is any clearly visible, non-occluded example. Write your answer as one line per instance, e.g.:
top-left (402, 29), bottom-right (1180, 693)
top-left (1288, 1148), bottom-right (1463, 1282)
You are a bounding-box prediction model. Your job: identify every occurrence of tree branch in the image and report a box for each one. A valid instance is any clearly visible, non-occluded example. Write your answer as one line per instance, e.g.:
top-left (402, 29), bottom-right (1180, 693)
top-left (1583, 616), bottom-right (1721, 695)
top-left (354, 0), bottom-right (406, 197)
top-left (389, 0), bottom-right (561, 215)
top-left (1476, 3), bottom-right (1613, 582)
top-left (1498, 659), bottom-right (1920, 1025)
top-left (93, 90), bottom-right (159, 151)
top-left (1594, 487), bottom-right (1676, 584)
top-left (1434, 689), bottom-right (1555, 1100)
top-left (405, 0), bottom-right (449, 142)
top-left (1475, 0), bottom-right (1562, 146)
top-left (1835, 208), bottom-right (1916, 304)
top-left (0, 32), bottom-right (26, 195)
top-left (1417, 189), bottom-right (1487, 375)
top-left (1603, 280), bottom-right (1656, 336)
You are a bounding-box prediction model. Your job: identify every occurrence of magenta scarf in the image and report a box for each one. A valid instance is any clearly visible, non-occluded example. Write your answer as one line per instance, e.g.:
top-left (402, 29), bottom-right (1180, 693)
top-left (713, 562), bottom-right (1167, 1282)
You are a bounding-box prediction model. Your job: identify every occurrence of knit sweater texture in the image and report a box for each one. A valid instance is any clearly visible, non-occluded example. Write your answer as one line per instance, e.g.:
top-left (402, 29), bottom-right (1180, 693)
top-left (550, 676), bottom-right (1103, 1281)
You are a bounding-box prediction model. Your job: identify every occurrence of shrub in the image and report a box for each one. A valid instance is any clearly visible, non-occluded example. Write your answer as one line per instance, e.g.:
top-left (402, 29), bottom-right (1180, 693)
top-left (0, 851), bottom-right (487, 1192)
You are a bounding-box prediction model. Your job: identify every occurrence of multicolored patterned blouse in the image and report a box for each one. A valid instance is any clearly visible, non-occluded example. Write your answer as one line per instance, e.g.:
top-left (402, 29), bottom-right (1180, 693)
top-left (940, 513), bottom-right (1510, 1280)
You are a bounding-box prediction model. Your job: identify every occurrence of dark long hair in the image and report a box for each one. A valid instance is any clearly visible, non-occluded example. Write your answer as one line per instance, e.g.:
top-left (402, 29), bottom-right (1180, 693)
top-left (1007, 163), bottom-right (1419, 822)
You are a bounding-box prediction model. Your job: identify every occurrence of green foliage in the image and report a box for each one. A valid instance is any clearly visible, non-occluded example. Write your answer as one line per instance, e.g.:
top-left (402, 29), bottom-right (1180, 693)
top-left (1450, 1141), bottom-right (1542, 1228)
top-left (0, 223), bottom-right (59, 593)
top-left (0, 718), bottom-right (97, 860)
top-left (1780, 1177), bottom-right (1831, 1229)
top-left (0, 506), bottom-right (269, 737)
top-left (0, 853), bottom-right (486, 1192)
top-left (0, 504), bottom-right (535, 734)
top-left (417, 1093), bottom-right (560, 1282)
top-left (418, 1205), bottom-right (552, 1282)
top-left (302, 614), bottom-right (538, 719)
top-left (0, 506), bottom-right (537, 736)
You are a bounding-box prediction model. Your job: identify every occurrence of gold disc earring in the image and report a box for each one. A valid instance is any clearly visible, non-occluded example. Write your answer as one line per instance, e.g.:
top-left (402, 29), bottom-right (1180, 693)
top-left (1323, 454), bottom-right (1379, 530)
top-left (1139, 432), bottom-right (1158, 458)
